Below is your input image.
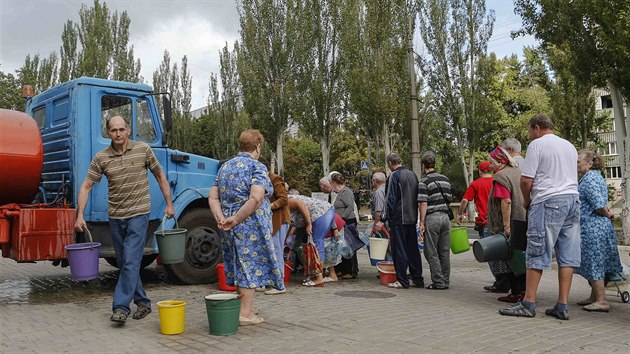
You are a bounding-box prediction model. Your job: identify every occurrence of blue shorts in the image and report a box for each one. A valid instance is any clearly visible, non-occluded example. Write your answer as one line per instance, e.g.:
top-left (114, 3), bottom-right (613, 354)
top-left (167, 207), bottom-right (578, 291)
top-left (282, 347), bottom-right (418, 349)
top-left (526, 194), bottom-right (581, 269)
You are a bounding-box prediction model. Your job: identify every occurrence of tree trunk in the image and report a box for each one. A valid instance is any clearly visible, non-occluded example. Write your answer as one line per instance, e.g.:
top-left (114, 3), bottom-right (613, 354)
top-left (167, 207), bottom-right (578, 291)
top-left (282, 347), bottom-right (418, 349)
top-left (276, 133), bottom-right (285, 178)
top-left (608, 80), bottom-right (630, 245)
top-left (320, 134), bottom-right (330, 176)
top-left (383, 124), bottom-right (391, 160)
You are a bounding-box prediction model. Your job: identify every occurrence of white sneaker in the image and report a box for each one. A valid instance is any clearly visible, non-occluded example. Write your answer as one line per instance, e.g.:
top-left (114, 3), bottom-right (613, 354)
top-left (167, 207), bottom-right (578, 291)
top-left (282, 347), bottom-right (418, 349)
top-left (264, 288), bottom-right (287, 295)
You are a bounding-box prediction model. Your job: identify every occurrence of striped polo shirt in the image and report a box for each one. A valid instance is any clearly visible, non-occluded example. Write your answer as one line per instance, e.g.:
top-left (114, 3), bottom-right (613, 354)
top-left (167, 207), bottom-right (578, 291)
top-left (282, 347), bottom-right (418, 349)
top-left (85, 140), bottom-right (162, 219)
top-left (418, 172), bottom-right (452, 215)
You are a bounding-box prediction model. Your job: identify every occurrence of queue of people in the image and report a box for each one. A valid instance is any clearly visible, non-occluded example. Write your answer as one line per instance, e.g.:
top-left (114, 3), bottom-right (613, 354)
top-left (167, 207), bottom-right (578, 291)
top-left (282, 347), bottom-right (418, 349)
top-left (72, 113), bottom-right (624, 328)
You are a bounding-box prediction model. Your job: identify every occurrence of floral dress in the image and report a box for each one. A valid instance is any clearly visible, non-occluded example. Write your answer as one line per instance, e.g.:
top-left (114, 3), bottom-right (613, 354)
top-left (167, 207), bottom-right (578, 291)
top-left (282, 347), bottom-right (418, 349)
top-left (214, 153), bottom-right (284, 289)
top-left (575, 170), bottom-right (622, 282)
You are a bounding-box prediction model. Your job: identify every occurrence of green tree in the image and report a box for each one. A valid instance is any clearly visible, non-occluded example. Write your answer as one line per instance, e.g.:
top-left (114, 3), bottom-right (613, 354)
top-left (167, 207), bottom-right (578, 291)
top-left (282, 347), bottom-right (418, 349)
top-left (77, 0), bottom-right (114, 78)
top-left (292, 0), bottom-right (345, 176)
top-left (338, 0), bottom-right (409, 165)
top-left (59, 20), bottom-right (79, 82)
top-left (418, 0), bottom-right (495, 186)
top-left (0, 70), bottom-right (23, 110)
top-left (237, 0), bottom-right (305, 176)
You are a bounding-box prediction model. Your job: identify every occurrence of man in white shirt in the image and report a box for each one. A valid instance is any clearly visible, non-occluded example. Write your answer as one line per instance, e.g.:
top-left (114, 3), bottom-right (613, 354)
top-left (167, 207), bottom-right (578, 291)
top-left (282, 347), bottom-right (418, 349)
top-left (500, 114), bottom-right (580, 320)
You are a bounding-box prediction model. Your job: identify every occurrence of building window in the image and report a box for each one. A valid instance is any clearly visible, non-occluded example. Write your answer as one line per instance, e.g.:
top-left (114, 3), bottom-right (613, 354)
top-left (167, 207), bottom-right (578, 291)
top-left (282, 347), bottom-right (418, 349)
top-left (601, 95), bottom-right (613, 109)
top-left (605, 166), bottom-right (621, 179)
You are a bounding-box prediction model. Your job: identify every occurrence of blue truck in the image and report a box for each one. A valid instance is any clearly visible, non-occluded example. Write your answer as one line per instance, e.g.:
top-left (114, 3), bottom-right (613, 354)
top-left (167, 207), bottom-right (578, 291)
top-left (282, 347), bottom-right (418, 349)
top-left (23, 77), bottom-right (221, 284)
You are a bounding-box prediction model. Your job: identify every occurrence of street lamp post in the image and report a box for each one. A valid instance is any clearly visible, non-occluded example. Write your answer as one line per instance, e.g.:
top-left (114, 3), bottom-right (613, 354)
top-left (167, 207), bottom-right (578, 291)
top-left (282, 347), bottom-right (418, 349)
top-left (407, 12), bottom-right (421, 176)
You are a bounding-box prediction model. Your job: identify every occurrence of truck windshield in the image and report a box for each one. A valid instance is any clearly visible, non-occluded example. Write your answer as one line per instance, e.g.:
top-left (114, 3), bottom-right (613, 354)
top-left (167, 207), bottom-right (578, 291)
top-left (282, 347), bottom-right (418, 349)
top-left (136, 98), bottom-right (156, 143)
top-left (101, 96), bottom-right (132, 137)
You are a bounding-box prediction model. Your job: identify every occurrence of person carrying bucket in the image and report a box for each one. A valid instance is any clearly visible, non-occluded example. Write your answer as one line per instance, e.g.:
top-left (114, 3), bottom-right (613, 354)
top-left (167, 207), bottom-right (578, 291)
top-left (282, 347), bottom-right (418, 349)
top-left (381, 153), bottom-right (424, 289)
top-left (74, 115), bottom-right (175, 324)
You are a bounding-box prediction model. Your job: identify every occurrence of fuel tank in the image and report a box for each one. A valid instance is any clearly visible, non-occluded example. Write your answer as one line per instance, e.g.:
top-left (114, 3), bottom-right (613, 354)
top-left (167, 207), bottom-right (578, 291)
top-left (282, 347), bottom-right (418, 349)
top-left (0, 108), bottom-right (44, 205)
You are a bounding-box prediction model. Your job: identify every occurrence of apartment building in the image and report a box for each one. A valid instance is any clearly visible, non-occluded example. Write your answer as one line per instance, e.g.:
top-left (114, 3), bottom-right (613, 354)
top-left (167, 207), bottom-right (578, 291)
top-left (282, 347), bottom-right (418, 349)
top-left (594, 88), bottom-right (627, 210)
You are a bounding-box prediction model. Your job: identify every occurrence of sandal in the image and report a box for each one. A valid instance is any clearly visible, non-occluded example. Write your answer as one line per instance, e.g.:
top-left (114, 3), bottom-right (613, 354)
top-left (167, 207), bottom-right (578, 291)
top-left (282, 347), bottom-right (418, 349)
top-left (302, 280), bottom-right (324, 287)
top-left (110, 309), bottom-right (128, 323)
top-left (577, 298), bottom-right (595, 306)
top-left (239, 315), bottom-right (264, 326)
top-left (323, 277), bottom-right (338, 283)
top-left (387, 281), bottom-right (407, 289)
top-left (583, 303), bottom-right (609, 312)
top-left (426, 284), bottom-right (447, 290)
top-left (132, 304), bottom-right (152, 320)
top-left (341, 274), bottom-right (357, 280)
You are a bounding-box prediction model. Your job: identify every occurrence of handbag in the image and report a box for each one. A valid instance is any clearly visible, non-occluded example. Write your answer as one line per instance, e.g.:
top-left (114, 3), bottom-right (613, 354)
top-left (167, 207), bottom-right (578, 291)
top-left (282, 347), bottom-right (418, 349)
top-left (303, 235), bottom-right (323, 276)
top-left (429, 178), bottom-right (454, 220)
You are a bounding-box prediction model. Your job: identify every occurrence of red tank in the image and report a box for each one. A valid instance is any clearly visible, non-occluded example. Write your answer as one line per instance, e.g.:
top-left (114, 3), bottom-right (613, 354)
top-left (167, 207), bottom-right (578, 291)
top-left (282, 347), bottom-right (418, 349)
top-left (0, 108), bottom-right (44, 205)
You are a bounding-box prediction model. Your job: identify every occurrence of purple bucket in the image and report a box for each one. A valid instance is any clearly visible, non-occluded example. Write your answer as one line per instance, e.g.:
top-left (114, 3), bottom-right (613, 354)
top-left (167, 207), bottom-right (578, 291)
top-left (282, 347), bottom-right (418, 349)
top-left (65, 242), bottom-right (101, 281)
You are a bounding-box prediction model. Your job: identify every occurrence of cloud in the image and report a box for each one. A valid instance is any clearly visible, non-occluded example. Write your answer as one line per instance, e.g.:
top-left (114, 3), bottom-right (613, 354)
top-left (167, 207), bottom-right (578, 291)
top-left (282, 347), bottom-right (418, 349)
top-left (134, 14), bottom-right (238, 108)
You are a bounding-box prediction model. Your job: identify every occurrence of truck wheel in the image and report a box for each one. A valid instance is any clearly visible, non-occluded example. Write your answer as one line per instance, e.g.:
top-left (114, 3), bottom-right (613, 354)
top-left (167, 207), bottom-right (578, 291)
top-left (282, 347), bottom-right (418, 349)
top-left (164, 208), bottom-right (221, 284)
top-left (105, 254), bottom-right (158, 269)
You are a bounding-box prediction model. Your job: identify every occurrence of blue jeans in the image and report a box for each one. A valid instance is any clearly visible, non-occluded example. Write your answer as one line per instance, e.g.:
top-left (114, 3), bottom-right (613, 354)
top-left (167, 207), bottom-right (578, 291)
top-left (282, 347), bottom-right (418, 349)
top-left (109, 214), bottom-right (150, 314)
top-left (272, 223), bottom-right (290, 278)
top-left (312, 208), bottom-right (335, 260)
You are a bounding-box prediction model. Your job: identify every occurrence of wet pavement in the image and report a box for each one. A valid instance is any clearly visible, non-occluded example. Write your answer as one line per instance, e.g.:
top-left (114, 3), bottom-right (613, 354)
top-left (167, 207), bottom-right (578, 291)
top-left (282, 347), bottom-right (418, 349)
top-left (1, 241), bottom-right (629, 353)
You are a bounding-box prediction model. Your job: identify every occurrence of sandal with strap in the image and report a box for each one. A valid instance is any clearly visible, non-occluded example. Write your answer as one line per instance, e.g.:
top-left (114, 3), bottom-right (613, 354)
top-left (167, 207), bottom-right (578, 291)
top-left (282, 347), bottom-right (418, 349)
top-left (132, 304), bottom-right (152, 320)
top-left (239, 314), bottom-right (264, 326)
top-left (302, 279), bottom-right (324, 287)
top-left (110, 309), bottom-right (128, 323)
top-left (499, 302), bottom-right (536, 318)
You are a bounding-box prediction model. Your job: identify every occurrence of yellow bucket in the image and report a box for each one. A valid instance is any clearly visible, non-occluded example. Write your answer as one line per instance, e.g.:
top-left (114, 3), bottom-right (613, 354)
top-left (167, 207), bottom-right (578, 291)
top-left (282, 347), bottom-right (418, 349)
top-left (157, 300), bottom-right (187, 335)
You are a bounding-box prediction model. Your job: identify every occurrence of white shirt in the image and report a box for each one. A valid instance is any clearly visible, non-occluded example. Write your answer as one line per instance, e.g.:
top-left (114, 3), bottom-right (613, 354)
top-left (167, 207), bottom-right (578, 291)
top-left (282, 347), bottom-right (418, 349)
top-left (521, 133), bottom-right (578, 205)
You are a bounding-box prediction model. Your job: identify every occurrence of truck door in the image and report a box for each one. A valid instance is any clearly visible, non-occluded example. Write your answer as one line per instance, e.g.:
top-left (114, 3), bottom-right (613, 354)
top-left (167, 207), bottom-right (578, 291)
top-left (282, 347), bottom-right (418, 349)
top-left (90, 91), bottom-right (168, 221)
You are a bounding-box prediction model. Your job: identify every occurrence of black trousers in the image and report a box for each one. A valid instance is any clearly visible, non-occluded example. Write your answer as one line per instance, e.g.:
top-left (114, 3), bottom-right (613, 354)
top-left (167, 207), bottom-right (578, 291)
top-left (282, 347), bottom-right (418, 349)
top-left (389, 224), bottom-right (424, 287)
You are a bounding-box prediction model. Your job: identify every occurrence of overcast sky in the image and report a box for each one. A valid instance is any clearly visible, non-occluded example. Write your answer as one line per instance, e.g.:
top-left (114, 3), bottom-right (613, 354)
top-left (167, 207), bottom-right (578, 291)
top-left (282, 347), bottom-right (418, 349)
top-left (0, 0), bottom-right (535, 110)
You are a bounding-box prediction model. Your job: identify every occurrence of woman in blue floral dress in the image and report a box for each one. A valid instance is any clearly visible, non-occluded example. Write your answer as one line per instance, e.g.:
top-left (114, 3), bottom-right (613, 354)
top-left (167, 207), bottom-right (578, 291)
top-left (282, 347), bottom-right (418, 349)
top-left (575, 150), bottom-right (622, 312)
top-left (208, 130), bottom-right (283, 326)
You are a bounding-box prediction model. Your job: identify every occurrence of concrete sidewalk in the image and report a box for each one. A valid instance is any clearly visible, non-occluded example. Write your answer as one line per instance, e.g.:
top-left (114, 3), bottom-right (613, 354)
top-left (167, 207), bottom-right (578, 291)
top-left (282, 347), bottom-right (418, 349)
top-left (1, 248), bottom-right (629, 353)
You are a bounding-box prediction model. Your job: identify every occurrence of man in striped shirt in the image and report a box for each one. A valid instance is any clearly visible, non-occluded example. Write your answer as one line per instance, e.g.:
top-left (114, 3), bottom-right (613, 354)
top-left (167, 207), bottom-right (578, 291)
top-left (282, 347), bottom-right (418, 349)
top-left (418, 151), bottom-right (452, 290)
top-left (74, 115), bottom-right (174, 324)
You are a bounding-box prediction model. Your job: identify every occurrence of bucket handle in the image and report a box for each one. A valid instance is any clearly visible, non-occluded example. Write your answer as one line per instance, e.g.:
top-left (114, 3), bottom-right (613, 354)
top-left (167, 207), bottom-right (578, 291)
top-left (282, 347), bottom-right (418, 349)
top-left (158, 215), bottom-right (177, 233)
top-left (75, 227), bottom-right (96, 249)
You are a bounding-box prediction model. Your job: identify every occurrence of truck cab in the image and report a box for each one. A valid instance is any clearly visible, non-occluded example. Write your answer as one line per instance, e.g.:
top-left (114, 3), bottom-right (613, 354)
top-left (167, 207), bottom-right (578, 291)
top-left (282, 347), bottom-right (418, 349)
top-left (24, 77), bottom-right (221, 284)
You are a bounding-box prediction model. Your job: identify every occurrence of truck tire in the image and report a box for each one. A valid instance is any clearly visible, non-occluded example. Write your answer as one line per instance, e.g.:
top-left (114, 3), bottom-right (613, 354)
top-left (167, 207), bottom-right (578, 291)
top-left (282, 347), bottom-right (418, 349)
top-left (105, 254), bottom-right (158, 269)
top-left (164, 208), bottom-right (221, 284)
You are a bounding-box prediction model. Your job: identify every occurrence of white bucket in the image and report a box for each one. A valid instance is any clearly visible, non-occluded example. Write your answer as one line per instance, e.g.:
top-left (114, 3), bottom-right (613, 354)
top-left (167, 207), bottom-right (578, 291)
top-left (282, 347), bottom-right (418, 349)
top-left (369, 238), bottom-right (389, 260)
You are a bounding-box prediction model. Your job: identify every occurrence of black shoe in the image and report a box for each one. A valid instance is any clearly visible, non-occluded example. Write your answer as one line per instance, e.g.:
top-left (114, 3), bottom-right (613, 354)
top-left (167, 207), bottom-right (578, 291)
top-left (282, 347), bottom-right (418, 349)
top-left (410, 280), bottom-right (425, 288)
top-left (483, 284), bottom-right (510, 293)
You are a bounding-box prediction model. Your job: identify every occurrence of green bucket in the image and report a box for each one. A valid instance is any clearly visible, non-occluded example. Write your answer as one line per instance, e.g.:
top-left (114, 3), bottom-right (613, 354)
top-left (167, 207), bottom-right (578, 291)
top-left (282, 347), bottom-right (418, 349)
top-left (507, 249), bottom-right (526, 275)
top-left (450, 227), bottom-right (470, 254)
top-left (472, 233), bottom-right (510, 262)
top-left (205, 293), bottom-right (241, 336)
top-left (155, 216), bottom-right (187, 264)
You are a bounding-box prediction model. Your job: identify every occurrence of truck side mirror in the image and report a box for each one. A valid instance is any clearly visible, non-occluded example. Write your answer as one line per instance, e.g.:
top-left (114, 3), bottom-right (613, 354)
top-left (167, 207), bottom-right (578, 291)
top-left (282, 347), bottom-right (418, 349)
top-left (163, 96), bottom-right (172, 132)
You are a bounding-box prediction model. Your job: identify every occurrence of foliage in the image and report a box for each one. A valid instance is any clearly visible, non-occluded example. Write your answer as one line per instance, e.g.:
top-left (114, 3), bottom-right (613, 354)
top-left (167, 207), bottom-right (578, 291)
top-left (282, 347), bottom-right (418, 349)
top-left (418, 0), bottom-right (495, 186)
top-left (514, 0), bottom-right (630, 101)
top-left (0, 70), bottom-right (24, 110)
top-left (292, 0), bottom-right (345, 175)
top-left (338, 0), bottom-right (409, 161)
top-left (282, 135), bottom-right (323, 195)
top-left (237, 0), bottom-right (305, 176)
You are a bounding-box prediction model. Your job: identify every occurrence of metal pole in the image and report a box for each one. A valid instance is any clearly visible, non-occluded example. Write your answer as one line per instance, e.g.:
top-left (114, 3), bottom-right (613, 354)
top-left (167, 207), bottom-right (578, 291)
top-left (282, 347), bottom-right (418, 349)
top-left (408, 12), bottom-right (421, 177)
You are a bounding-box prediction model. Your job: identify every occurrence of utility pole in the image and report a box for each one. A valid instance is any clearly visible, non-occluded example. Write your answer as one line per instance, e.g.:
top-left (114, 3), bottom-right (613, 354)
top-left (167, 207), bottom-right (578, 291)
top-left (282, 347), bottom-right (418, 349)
top-left (408, 11), bottom-right (421, 177)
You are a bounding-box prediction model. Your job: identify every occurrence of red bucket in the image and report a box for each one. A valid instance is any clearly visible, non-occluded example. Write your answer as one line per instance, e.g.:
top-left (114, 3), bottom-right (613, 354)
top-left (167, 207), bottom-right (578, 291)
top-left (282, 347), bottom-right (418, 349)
top-left (376, 261), bottom-right (397, 286)
top-left (283, 262), bottom-right (293, 284)
top-left (216, 263), bottom-right (237, 292)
